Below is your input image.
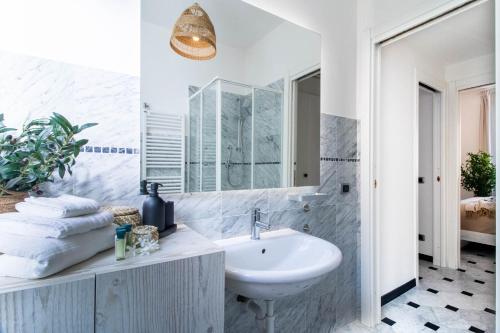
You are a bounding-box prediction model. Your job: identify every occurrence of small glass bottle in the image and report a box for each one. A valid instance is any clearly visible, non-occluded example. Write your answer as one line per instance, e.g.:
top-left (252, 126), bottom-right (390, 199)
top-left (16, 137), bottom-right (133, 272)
top-left (115, 228), bottom-right (126, 261)
top-left (122, 224), bottom-right (133, 249)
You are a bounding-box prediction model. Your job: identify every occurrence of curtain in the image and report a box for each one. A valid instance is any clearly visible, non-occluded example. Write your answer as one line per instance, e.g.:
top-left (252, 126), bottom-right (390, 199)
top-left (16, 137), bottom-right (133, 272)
top-left (479, 89), bottom-right (491, 153)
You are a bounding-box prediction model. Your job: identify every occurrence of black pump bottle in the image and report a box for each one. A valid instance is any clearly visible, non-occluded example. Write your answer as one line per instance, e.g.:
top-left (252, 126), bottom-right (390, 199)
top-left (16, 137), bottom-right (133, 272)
top-left (142, 183), bottom-right (166, 232)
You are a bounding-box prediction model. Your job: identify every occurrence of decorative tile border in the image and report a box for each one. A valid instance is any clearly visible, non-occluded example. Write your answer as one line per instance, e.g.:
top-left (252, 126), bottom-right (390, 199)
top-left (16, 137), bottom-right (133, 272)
top-left (186, 162), bottom-right (282, 166)
top-left (321, 157), bottom-right (360, 162)
top-left (81, 146), bottom-right (140, 154)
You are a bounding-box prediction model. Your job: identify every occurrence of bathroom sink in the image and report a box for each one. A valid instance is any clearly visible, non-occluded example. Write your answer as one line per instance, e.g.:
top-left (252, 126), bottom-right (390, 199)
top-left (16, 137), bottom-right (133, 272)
top-left (215, 228), bottom-right (342, 300)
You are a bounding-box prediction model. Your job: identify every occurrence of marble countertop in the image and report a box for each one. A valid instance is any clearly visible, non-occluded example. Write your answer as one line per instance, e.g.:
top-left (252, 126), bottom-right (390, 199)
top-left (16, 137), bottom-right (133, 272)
top-left (0, 224), bottom-right (223, 293)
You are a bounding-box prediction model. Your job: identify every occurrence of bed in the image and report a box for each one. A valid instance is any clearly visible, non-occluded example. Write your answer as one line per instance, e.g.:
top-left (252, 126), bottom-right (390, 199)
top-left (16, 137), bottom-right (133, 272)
top-left (460, 197), bottom-right (496, 246)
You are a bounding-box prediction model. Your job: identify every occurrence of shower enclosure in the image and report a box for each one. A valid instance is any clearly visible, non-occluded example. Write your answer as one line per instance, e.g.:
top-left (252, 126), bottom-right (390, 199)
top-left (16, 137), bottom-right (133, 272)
top-left (187, 78), bottom-right (283, 192)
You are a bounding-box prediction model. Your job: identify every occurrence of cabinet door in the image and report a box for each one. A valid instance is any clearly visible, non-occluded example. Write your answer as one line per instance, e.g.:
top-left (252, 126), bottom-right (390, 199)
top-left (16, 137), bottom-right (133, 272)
top-left (0, 277), bottom-right (95, 333)
top-left (95, 252), bottom-right (224, 333)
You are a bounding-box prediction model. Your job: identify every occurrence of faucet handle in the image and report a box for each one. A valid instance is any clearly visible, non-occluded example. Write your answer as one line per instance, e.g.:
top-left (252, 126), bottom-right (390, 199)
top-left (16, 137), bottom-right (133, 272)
top-left (252, 208), bottom-right (261, 220)
top-left (256, 221), bottom-right (271, 230)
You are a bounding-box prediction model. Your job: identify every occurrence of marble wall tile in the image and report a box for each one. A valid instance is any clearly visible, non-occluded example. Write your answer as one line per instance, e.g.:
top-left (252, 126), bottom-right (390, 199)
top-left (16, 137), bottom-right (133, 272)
top-left (335, 241), bottom-right (359, 328)
top-left (73, 153), bottom-right (140, 203)
top-left (224, 291), bottom-right (257, 333)
top-left (0, 50), bottom-right (140, 202)
top-left (168, 191), bottom-right (222, 221)
top-left (320, 113), bottom-right (337, 158)
top-left (220, 213), bottom-right (265, 239)
top-left (336, 116), bottom-right (359, 159)
top-left (273, 293), bottom-right (308, 332)
top-left (221, 189), bottom-right (268, 216)
top-left (253, 164), bottom-right (281, 189)
top-left (269, 207), bottom-right (311, 232)
top-left (182, 217), bottom-right (223, 241)
top-left (267, 188), bottom-right (304, 212)
top-left (266, 78), bottom-right (284, 91)
top-left (0, 51), bottom-right (75, 126)
top-left (71, 66), bottom-right (140, 147)
top-left (306, 292), bottom-right (337, 333)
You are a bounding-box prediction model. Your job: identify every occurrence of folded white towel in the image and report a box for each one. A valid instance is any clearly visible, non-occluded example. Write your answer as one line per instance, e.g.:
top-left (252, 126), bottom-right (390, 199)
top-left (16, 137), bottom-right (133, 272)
top-left (0, 225), bottom-right (115, 279)
top-left (16, 194), bottom-right (100, 218)
top-left (0, 211), bottom-right (113, 238)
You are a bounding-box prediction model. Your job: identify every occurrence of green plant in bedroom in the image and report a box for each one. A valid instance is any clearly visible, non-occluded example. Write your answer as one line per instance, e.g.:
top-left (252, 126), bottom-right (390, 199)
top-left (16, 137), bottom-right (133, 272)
top-left (0, 113), bottom-right (97, 198)
top-left (461, 151), bottom-right (496, 197)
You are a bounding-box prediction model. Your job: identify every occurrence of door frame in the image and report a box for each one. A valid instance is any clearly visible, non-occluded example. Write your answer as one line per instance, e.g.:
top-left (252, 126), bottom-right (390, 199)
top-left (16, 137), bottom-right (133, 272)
top-left (448, 72), bottom-right (495, 268)
top-left (288, 64), bottom-right (321, 187)
top-left (362, 0), bottom-right (490, 326)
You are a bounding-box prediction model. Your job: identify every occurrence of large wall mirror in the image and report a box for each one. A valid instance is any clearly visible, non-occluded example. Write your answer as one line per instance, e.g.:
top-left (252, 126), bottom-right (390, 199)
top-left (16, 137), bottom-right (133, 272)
top-left (141, 0), bottom-right (321, 193)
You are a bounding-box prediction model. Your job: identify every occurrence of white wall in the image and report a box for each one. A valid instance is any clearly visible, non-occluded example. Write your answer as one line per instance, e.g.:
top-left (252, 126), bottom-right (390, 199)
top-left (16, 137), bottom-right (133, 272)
top-left (142, 14), bottom-right (320, 119)
top-left (446, 54), bottom-right (495, 82)
top-left (243, 0), bottom-right (357, 118)
top-left (371, 0), bottom-right (461, 36)
top-left (459, 90), bottom-right (483, 199)
top-left (378, 41), bottom-right (445, 295)
top-left (0, 0), bottom-right (140, 76)
top-left (244, 21), bottom-right (321, 86)
top-left (141, 21), bottom-right (246, 116)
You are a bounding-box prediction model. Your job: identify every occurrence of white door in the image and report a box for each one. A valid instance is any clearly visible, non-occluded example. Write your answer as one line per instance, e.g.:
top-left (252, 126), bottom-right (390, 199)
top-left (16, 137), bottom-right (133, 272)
top-left (418, 86), bottom-right (434, 258)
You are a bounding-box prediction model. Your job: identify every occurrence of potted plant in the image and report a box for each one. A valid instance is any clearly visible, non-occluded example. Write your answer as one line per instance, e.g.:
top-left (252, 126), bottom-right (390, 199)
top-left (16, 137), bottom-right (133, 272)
top-left (461, 151), bottom-right (496, 197)
top-left (0, 113), bottom-right (96, 212)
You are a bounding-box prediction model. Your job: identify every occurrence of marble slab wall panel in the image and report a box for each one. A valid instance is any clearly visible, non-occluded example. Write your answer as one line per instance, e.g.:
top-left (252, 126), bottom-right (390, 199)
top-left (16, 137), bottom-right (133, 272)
top-left (253, 88), bottom-right (282, 188)
top-left (0, 50), bottom-right (140, 200)
top-left (221, 91), bottom-right (251, 191)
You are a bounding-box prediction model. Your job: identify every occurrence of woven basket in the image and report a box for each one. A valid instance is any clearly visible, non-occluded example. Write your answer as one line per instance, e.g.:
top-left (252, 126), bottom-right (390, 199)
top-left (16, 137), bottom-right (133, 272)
top-left (0, 191), bottom-right (28, 213)
top-left (102, 206), bottom-right (142, 226)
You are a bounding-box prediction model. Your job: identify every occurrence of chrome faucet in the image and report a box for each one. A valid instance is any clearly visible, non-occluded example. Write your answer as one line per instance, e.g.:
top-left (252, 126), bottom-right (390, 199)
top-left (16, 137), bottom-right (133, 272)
top-left (250, 208), bottom-right (270, 240)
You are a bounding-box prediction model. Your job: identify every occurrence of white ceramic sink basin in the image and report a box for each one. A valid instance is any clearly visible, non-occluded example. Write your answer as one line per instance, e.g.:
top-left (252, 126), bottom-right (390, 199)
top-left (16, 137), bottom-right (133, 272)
top-left (215, 228), bottom-right (342, 300)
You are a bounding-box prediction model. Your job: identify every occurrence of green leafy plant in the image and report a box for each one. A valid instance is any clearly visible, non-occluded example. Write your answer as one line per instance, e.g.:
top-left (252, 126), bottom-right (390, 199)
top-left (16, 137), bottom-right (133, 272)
top-left (0, 113), bottom-right (97, 194)
top-left (461, 151), bottom-right (496, 197)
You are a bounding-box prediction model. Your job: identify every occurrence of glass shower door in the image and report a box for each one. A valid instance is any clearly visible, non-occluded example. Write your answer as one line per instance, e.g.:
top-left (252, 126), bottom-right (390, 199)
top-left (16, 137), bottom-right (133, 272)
top-left (187, 94), bottom-right (201, 192)
top-left (201, 82), bottom-right (217, 192)
top-left (252, 88), bottom-right (283, 189)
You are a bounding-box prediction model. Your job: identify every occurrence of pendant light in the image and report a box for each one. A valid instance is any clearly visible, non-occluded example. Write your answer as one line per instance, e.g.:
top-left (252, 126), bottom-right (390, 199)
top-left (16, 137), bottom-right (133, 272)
top-left (170, 3), bottom-right (217, 61)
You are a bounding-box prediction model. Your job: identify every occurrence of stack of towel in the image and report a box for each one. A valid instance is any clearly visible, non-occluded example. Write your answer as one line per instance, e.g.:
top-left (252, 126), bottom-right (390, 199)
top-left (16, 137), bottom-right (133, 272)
top-left (0, 194), bottom-right (115, 279)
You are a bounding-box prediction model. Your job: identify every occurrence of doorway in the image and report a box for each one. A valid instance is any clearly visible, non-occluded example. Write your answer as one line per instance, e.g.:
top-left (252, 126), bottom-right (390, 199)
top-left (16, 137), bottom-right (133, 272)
top-left (458, 83), bottom-right (496, 261)
top-left (292, 70), bottom-right (321, 187)
top-left (418, 83), bottom-right (442, 267)
top-left (369, 0), bottom-right (496, 331)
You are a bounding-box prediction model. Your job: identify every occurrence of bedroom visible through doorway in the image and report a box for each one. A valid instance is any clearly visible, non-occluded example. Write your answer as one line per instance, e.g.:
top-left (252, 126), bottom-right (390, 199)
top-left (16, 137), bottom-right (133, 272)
top-left (459, 84), bottom-right (496, 273)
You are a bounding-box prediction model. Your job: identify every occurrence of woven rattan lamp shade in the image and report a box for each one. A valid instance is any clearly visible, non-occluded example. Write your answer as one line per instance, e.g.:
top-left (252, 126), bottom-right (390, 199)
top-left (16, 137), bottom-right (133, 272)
top-left (170, 3), bottom-right (216, 60)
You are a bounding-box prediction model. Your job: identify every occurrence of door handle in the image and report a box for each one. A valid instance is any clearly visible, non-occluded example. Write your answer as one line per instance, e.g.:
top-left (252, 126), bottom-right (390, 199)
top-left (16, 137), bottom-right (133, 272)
top-left (437, 176), bottom-right (441, 182)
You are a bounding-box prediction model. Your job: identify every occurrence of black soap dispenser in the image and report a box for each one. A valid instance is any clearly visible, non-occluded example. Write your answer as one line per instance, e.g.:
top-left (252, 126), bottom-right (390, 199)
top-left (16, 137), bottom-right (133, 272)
top-left (142, 183), bottom-right (166, 233)
top-left (142, 183), bottom-right (177, 238)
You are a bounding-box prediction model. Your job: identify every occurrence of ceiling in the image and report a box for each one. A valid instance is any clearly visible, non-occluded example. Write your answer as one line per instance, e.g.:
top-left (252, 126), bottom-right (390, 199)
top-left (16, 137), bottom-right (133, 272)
top-left (397, 0), bottom-right (494, 67)
top-left (142, 0), bottom-right (285, 49)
